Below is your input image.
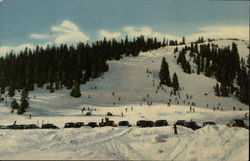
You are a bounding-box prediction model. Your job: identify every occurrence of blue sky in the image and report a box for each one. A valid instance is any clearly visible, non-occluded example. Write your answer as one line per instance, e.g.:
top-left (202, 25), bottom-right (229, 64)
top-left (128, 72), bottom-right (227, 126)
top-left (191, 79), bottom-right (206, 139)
top-left (0, 0), bottom-right (249, 55)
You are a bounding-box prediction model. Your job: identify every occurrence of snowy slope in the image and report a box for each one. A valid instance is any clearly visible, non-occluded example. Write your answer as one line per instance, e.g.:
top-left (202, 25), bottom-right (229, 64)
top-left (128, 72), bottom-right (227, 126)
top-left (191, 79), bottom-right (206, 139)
top-left (0, 39), bottom-right (249, 160)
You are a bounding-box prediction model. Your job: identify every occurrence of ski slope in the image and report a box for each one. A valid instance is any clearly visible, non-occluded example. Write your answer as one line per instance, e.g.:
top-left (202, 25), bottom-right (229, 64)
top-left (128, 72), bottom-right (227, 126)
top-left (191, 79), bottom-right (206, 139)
top-left (0, 39), bottom-right (249, 160)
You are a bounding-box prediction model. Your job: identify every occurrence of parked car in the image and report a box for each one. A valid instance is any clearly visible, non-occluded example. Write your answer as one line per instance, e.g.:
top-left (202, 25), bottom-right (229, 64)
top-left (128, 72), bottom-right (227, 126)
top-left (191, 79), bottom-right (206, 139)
top-left (86, 112), bottom-right (91, 116)
top-left (5, 125), bottom-right (17, 129)
top-left (175, 120), bottom-right (186, 126)
top-left (118, 121), bottom-right (131, 127)
top-left (136, 120), bottom-right (146, 127)
top-left (107, 112), bottom-right (113, 116)
top-left (25, 124), bottom-right (40, 129)
top-left (139, 120), bottom-right (154, 127)
top-left (154, 120), bottom-right (169, 127)
top-left (74, 122), bottom-right (85, 128)
top-left (41, 124), bottom-right (59, 129)
top-left (202, 121), bottom-right (216, 127)
top-left (86, 122), bottom-right (98, 128)
top-left (64, 122), bottom-right (75, 128)
top-left (0, 125), bottom-right (5, 129)
top-left (183, 121), bottom-right (201, 130)
top-left (5, 124), bottom-right (25, 130)
top-left (16, 124), bottom-right (26, 130)
top-left (226, 119), bottom-right (247, 128)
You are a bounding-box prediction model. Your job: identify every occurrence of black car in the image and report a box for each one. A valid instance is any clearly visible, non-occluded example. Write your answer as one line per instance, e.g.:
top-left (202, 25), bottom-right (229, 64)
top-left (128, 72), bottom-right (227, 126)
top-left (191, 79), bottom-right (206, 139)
top-left (25, 124), bottom-right (40, 129)
top-left (175, 120), bottom-right (186, 126)
top-left (86, 122), bottom-right (98, 128)
top-left (64, 122), bottom-right (75, 128)
top-left (86, 112), bottom-right (91, 116)
top-left (5, 124), bottom-right (25, 130)
top-left (0, 125), bottom-right (5, 129)
top-left (202, 121), bottom-right (216, 127)
top-left (139, 120), bottom-right (154, 127)
top-left (136, 120), bottom-right (146, 126)
top-left (5, 125), bottom-right (16, 129)
top-left (118, 121), bottom-right (131, 127)
top-left (183, 121), bottom-right (201, 130)
top-left (74, 122), bottom-right (85, 128)
top-left (226, 119), bottom-right (247, 128)
top-left (41, 124), bottom-right (59, 129)
top-left (154, 120), bottom-right (169, 127)
top-left (107, 112), bottom-right (113, 116)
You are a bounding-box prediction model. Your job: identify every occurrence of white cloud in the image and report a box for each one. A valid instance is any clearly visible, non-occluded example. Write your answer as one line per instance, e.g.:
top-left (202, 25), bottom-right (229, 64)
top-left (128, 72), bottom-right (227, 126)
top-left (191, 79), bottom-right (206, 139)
top-left (123, 26), bottom-right (181, 41)
top-left (0, 0), bottom-right (3, 2)
top-left (186, 25), bottom-right (249, 42)
top-left (98, 30), bottom-right (122, 40)
top-left (51, 20), bottom-right (89, 44)
top-left (30, 20), bottom-right (89, 44)
top-left (30, 34), bottom-right (51, 39)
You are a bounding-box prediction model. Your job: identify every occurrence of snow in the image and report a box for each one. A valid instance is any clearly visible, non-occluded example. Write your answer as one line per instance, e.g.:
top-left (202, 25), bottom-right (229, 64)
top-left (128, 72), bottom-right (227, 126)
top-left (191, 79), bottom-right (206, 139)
top-left (0, 39), bottom-right (249, 160)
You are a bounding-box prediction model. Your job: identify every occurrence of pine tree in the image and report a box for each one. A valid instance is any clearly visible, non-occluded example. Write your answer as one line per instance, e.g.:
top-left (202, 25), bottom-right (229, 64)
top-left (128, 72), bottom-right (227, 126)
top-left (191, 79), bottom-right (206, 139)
top-left (11, 98), bottom-right (19, 110)
top-left (70, 81), bottom-right (81, 98)
top-left (185, 62), bottom-right (191, 74)
top-left (205, 59), bottom-right (212, 77)
top-left (214, 83), bottom-right (220, 96)
top-left (159, 57), bottom-right (171, 86)
top-left (196, 54), bottom-right (200, 75)
top-left (172, 73), bottom-right (179, 94)
top-left (0, 70), bottom-right (6, 94)
top-left (8, 85), bottom-right (15, 97)
top-left (220, 83), bottom-right (229, 97)
top-left (18, 88), bottom-right (29, 114)
top-left (181, 36), bottom-right (185, 45)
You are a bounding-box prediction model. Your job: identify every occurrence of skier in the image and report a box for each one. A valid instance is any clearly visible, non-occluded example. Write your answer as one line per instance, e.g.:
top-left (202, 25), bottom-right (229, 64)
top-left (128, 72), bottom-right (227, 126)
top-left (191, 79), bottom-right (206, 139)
top-left (29, 114), bottom-right (32, 119)
top-left (190, 106), bottom-right (192, 112)
top-left (233, 106), bottom-right (236, 111)
top-left (173, 124), bottom-right (178, 135)
top-left (13, 120), bottom-right (16, 125)
top-left (121, 112), bottom-right (123, 117)
top-left (125, 108), bottom-right (127, 112)
top-left (193, 108), bottom-right (195, 113)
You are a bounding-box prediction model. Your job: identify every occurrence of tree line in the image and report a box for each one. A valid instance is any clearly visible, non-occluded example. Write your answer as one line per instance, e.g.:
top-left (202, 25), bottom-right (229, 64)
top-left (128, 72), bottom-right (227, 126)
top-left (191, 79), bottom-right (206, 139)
top-left (0, 36), bottom-right (170, 114)
top-left (176, 42), bottom-right (249, 105)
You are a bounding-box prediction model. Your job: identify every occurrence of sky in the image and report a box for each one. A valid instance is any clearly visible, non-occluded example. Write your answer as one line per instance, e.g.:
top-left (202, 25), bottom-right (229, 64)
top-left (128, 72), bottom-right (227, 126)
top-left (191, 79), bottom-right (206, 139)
top-left (0, 0), bottom-right (249, 56)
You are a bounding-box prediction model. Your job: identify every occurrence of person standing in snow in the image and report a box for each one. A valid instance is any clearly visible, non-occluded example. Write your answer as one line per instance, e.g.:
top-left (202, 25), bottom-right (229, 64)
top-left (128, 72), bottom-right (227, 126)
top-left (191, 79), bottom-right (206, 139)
top-left (193, 108), bottom-right (195, 113)
top-left (173, 124), bottom-right (178, 135)
top-left (190, 106), bottom-right (192, 112)
top-left (29, 114), bottom-right (32, 119)
top-left (121, 112), bottom-right (123, 117)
